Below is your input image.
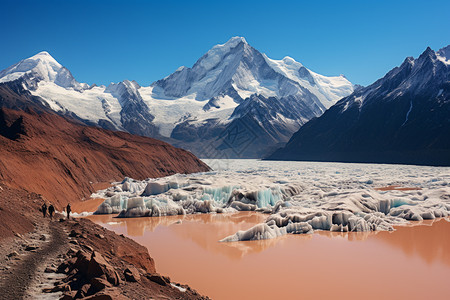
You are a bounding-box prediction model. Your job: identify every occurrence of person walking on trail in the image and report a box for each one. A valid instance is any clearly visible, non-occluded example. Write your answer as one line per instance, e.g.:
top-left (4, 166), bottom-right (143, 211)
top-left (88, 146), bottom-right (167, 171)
top-left (48, 204), bottom-right (55, 220)
top-left (41, 203), bottom-right (47, 218)
top-left (66, 203), bottom-right (71, 220)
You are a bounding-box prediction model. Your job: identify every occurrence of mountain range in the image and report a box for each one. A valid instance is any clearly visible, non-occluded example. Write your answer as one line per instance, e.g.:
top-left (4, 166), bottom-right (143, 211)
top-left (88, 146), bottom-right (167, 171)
top-left (268, 45), bottom-right (450, 166)
top-left (0, 37), bottom-right (354, 158)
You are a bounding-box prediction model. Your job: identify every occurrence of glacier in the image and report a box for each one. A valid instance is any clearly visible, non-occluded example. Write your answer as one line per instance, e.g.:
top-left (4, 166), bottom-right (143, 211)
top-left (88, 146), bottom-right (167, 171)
top-left (92, 160), bottom-right (450, 242)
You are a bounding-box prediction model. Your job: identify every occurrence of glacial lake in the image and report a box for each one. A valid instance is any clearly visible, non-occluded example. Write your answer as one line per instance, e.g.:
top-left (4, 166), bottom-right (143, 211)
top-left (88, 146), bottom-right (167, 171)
top-left (83, 159), bottom-right (450, 299)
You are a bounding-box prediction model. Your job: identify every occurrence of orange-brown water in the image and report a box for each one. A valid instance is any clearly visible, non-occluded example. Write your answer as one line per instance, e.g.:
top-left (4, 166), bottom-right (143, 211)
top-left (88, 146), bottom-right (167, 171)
top-left (87, 213), bottom-right (450, 300)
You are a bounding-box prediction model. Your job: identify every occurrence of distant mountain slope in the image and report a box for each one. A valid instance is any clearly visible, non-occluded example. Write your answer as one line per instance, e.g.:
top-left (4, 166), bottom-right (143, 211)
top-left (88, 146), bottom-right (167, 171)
top-left (0, 37), bottom-right (354, 158)
top-left (267, 45), bottom-right (450, 166)
top-left (0, 98), bottom-right (209, 208)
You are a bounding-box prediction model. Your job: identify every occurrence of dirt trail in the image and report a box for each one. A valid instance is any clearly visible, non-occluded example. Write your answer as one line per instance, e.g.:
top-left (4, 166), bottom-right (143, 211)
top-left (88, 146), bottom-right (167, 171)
top-left (0, 218), bottom-right (69, 300)
top-left (0, 181), bottom-right (208, 299)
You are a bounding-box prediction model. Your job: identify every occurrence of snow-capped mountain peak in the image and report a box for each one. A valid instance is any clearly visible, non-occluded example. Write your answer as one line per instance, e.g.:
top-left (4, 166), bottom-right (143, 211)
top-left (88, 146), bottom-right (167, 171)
top-left (0, 51), bottom-right (62, 83)
top-left (196, 36), bottom-right (248, 71)
top-left (0, 51), bottom-right (83, 90)
top-left (437, 45), bottom-right (450, 65)
top-left (0, 37), bottom-right (356, 158)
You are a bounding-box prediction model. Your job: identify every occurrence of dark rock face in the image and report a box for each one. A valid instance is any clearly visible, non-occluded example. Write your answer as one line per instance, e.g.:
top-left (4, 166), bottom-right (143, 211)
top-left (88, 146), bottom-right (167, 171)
top-left (105, 80), bottom-right (160, 138)
top-left (170, 92), bottom-right (326, 158)
top-left (268, 45), bottom-right (450, 166)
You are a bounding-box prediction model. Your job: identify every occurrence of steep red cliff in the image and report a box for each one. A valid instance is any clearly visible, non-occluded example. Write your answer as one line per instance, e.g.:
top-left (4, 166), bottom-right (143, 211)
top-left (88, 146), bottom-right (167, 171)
top-left (0, 107), bottom-right (210, 209)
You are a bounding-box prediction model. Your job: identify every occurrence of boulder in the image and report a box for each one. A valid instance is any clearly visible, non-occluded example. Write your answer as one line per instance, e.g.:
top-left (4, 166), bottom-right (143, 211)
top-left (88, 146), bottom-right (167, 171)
top-left (146, 273), bottom-right (170, 286)
top-left (81, 288), bottom-right (129, 300)
top-left (73, 251), bottom-right (90, 274)
top-left (123, 266), bottom-right (140, 282)
top-left (75, 283), bottom-right (91, 298)
top-left (87, 251), bottom-right (121, 286)
top-left (90, 277), bottom-right (112, 293)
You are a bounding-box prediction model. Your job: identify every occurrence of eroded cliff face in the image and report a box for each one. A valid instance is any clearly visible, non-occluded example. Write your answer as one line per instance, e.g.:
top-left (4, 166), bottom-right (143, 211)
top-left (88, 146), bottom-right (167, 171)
top-left (0, 107), bottom-right (210, 209)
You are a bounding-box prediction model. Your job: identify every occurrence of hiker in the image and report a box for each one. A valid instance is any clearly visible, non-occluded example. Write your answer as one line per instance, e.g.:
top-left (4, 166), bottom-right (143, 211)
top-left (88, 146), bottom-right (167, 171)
top-left (48, 204), bottom-right (55, 220)
top-left (66, 203), bottom-right (71, 220)
top-left (41, 203), bottom-right (47, 218)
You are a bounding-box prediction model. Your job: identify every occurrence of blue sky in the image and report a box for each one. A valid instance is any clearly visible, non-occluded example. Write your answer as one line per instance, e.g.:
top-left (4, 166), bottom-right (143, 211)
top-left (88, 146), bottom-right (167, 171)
top-left (1, 0), bottom-right (449, 86)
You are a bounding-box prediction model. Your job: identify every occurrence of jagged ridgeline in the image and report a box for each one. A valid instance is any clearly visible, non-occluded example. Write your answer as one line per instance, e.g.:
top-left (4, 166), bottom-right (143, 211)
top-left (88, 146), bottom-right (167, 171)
top-left (0, 37), bottom-right (354, 158)
top-left (268, 45), bottom-right (450, 166)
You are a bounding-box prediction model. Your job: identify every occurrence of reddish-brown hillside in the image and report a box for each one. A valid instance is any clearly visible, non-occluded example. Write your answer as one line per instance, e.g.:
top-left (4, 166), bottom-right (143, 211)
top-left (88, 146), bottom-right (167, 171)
top-left (0, 107), bottom-right (210, 209)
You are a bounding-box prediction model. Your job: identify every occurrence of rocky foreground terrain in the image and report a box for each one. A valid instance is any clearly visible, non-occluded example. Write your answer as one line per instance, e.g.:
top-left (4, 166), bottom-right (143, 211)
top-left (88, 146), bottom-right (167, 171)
top-left (0, 183), bottom-right (208, 299)
top-left (0, 90), bottom-right (210, 298)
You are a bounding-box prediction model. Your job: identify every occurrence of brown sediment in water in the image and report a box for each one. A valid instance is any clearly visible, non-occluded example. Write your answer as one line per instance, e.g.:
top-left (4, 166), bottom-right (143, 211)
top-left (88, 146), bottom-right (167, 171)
top-left (87, 213), bottom-right (450, 300)
top-left (375, 185), bottom-right (421, 191)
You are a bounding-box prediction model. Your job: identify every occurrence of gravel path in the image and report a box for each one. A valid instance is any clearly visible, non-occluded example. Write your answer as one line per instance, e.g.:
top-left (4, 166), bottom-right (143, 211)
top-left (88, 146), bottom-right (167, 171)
top-left (0, 219), bottom-right (69, 300)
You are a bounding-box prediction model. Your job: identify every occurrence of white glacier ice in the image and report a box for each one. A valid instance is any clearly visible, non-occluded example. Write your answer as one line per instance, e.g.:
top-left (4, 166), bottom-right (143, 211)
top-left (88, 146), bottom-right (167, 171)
top-left (92, 159), bottom-right (450, 242)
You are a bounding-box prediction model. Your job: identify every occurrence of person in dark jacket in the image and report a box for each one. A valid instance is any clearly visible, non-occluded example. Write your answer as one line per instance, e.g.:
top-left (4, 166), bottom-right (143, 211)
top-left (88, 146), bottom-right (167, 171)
top-left (48, 204), bottom-right (55, 220)
top-left (41, 203), bottom-right (47, 218)
top-left (66, 203), bottom-right (71, 220)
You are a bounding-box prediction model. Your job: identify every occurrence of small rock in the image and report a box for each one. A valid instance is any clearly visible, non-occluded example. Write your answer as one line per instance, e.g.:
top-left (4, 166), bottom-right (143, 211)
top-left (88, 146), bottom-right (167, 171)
top-left (7, 251), bottom-right (18, 258)
top-left (25, 245), bottom-right (39, 251)
top-left (82, 245), bottom-right (94, 252)
top-left (52, 283), bottom-right (69, 292)
top-left (39, 235), bottom-right (47, 241)
top-left (69, 230), bottom-right (80, 238)
top-left (95, 233), bottom-right (105, 239)
top-left (44, 267), bottom-right (57, 273)
top-left (67, 248), bottom-right (78, 257)
top-left (42, 287), bottom-right (53, 293)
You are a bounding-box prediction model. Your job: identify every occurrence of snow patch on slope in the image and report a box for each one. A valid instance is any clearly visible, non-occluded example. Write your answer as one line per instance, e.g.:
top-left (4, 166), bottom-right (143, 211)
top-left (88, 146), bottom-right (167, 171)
top-left (31, 82), bottom-right (122, 126)
top-left (263, 54), bottom-right (354, 108)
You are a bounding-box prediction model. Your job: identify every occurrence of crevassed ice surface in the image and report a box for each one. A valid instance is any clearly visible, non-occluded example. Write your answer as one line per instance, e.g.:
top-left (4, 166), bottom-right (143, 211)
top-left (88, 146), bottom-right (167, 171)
top-left (92, 160), bottom-right (450, 241)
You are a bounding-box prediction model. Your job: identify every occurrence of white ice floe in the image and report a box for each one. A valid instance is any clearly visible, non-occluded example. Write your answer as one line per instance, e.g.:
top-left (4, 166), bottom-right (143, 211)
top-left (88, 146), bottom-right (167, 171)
top-left (92, 160), bottom-right (450, 241)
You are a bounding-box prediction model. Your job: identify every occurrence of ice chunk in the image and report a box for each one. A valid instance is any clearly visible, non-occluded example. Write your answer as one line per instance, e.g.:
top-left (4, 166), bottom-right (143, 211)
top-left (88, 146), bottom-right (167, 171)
top-left (220, 223), bottom-right (287, 242)
top-left (142, 182), bottom-right (170, 196)
top-left (286, 222), bottom-right (313, 234)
